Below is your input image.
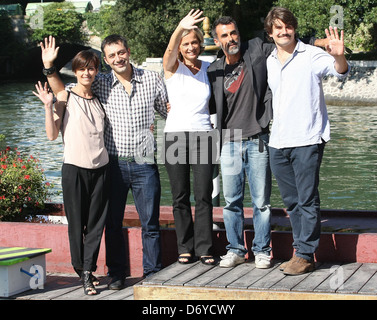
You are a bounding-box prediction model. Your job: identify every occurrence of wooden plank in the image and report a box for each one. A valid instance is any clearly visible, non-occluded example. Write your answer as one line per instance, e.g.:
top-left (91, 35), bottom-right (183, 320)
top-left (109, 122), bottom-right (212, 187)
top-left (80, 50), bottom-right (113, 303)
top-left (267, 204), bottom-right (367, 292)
top-left (292, 263), bottom-right (335, 292)
top-left (337, 263), bottom-right (377, 294)
top-left (314, 262), bottom-right (362, 293)
top-left (227, 262), bottom-right (278, 289)
top-left (164, 262), bottom-right (216, 286)
top-left (269, 263), bottom-right (323, 292)
top-left (141, 262), bottom-right (198, 285)
top-left (100, 285), bottom-right (134, 300)
top-left (133, 284), bottom-right (377, 300)
top-left (59, 276), bottom-right (143, 300)
top-left (248, 263), bottom-right (286, 290)
top-left (358, 271), bottom-right (377, 295)
top-left (205, 263), bottom-right (253, 288)
top-left (185, 264), bottom-right (233, 287)
top-left (15, 274), bottom-right (142, 300)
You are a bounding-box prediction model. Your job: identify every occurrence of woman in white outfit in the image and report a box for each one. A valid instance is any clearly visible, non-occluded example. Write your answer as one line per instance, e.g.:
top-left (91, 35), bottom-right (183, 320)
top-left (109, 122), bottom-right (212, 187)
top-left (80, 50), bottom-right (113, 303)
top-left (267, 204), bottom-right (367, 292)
top-left (163, 10), bottom-right (216, 265)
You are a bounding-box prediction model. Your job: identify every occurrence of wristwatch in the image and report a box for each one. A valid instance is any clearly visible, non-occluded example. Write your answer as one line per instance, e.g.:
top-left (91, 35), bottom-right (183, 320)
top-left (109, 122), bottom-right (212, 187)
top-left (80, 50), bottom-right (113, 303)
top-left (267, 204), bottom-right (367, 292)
top-left (42, 66), bottom-right (56, 76)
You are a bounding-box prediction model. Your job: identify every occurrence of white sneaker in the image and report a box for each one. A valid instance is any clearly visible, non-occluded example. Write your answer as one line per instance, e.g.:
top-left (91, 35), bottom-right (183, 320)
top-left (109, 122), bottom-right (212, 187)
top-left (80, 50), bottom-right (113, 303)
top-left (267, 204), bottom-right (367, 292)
top-left (219, 251), bottom-right (245, 268)
top-left (255, 254), bottom-right (271, 269)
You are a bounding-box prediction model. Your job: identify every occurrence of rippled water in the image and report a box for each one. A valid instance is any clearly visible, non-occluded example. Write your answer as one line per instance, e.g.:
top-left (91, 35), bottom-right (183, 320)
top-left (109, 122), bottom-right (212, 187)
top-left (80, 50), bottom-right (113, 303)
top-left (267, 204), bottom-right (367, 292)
top-left (1, 81), bottom-right (376, 210)
top-left (322, 105), bottom-right (377, 210)
top-left (0, 82), bottom-right (64, 203)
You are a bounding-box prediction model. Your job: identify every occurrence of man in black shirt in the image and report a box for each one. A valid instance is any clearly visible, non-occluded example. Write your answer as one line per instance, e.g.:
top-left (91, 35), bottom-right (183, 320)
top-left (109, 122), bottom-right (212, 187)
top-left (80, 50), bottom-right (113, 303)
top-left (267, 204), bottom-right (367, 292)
top-left (208, 16), bottom-right (275, 269)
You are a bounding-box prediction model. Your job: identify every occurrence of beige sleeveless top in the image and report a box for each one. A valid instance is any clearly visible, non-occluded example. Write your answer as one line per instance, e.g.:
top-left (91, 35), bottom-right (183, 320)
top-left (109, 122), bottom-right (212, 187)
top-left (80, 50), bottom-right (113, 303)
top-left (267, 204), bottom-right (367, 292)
top-left (61, 91), bottom-right (109, 169)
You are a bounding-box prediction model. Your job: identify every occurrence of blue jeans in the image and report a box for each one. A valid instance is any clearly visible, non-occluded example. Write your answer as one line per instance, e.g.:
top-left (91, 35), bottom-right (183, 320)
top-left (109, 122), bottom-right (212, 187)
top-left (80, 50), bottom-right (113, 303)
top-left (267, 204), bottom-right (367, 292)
top-left (220, 134), bottom-right (272, 257)
top-left (105, 158), bottom-right (162, 277)
top-left (269, 143), bottom-right (325, 261)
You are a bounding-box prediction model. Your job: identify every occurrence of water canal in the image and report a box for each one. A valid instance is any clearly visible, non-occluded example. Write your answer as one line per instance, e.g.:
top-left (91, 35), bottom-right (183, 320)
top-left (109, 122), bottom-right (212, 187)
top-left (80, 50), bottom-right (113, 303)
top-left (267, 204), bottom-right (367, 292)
top-left (1, 80), bottom-right (376, 210)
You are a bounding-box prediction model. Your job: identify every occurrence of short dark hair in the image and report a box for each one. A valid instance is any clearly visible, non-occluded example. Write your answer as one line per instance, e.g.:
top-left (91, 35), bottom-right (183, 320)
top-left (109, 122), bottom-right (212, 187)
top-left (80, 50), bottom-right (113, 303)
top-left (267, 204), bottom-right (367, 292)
top-left (101, 34), bottom-right (129, 54)
top-left (211, 16), bottom-right (239, 39)
top-left (264, 7), bottom-right (298, 40)
top-left (71, 50), bottom-right (100, 72)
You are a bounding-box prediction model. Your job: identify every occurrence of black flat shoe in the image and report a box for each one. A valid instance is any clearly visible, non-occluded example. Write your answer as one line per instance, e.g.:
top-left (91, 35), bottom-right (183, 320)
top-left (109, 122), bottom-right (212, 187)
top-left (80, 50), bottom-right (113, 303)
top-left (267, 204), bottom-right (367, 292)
top-left (178, 253), bottom-right (196, 264)
top-left (108, 276), bottom-right (125, 290)
top-left (200, 256), bottom-right (217, 265)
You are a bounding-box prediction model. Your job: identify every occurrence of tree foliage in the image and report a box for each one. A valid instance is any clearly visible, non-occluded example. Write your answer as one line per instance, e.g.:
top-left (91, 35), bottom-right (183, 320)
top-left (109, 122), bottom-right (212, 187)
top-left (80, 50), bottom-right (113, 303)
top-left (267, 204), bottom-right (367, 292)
top-left (0, 12), bottom-right (16, 55)
top-left (100, 0), bottom-right (274, 64)
top-left (28, 2), bottom-right (87, 45)
top-left (274, 0), bottom-right (377, 52)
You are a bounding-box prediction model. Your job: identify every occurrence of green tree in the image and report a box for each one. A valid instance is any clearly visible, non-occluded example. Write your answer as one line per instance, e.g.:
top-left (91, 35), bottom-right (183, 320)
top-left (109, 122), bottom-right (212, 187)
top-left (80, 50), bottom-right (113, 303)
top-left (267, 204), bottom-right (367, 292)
top-left (0, 11), bottom-right (15, 55)
top-left (28, 2), bottom-right (87, 45)
top-left (104, 0), bottom-right (225, 64)
top-left (274, 0), bottom-right (377, 52)
top-left (223, 0), bottom-right (274, 40)
top-left (97, 0), bottom-right (274, 64)
top-left (0, 11), bottom-right (28, 77)
top-left (84, 5), bottom-right (114, 36)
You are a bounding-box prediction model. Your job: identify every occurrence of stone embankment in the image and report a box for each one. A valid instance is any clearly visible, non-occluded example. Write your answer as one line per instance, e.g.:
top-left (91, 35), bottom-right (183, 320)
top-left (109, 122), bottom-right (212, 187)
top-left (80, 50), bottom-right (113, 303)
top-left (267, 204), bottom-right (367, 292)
top-left (324, 61), bottom-right (377, 106)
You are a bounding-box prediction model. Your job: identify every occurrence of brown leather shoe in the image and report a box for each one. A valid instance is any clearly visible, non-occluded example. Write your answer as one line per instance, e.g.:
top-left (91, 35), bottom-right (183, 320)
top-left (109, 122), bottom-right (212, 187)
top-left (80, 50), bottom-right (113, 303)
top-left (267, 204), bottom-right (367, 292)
top-left (279, 255), bottom-right (299, 271)
top-left (283, 256), bottom-right (315, 275)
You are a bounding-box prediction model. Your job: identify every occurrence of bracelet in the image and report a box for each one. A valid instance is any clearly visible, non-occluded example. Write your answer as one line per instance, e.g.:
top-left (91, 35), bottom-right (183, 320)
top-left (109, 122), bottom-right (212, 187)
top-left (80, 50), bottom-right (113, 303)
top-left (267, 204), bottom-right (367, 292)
top-left (42, 66), bottom-right (56, 76)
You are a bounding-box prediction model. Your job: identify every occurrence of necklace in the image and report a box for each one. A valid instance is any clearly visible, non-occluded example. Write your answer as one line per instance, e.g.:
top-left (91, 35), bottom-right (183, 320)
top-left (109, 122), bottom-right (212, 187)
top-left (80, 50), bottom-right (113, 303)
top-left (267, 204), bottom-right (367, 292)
top-left (183, 61), bottom-right (201, 74)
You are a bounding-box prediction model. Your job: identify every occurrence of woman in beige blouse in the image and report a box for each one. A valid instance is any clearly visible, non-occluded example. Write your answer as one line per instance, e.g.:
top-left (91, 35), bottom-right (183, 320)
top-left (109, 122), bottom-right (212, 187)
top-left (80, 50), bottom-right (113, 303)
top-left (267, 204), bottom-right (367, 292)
top-left (33, 37), bottom-right (109, 296)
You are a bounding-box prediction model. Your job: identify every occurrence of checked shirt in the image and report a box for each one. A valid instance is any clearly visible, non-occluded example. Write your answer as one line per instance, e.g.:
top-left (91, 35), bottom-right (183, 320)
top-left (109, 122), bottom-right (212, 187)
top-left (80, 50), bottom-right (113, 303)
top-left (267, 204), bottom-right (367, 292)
top-left (90, 65), bottom-right (168, 161)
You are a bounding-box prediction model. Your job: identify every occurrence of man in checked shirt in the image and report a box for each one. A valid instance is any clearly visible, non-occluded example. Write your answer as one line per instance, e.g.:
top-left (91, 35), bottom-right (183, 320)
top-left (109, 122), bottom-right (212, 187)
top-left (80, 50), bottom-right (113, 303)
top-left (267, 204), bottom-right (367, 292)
top-left (41, 34), bottom-right (168, 289)
top-left (98, 35), bottom-right (168, 288)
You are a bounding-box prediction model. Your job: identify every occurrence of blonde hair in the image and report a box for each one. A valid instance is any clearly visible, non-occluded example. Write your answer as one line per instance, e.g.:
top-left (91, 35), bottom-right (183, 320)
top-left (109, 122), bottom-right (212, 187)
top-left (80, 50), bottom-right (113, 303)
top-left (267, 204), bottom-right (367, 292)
top-left (178, 28), bottom-right (205, 61)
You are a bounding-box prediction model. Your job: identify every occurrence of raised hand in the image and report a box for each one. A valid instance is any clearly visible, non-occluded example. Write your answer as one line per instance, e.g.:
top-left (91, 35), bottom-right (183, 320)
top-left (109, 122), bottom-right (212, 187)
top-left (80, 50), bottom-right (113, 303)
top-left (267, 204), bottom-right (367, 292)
top-left (325, 26), bottom-right (345, 57)
top-left (33, 81), bottom-right (54, 107)
top-left (40, 35), bottom-right (60, 67)
top-left (179, 9), bottom-right (205, 30)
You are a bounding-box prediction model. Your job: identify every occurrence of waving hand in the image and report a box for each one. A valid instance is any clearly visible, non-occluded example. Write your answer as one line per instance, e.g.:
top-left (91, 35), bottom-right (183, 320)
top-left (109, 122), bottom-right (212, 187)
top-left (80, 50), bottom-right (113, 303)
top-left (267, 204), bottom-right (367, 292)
top-left (40, 35), bottom-right (60, 68)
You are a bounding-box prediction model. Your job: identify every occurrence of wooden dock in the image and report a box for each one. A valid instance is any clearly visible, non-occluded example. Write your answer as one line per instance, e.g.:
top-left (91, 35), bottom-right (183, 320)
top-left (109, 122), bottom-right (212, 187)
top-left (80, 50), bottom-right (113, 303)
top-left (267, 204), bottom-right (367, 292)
top-left (7, 273), bottom-right (142, 300)
top-left (7, 260), bottom-right (377, 300)
top-left (134, 260), bottom-right (377, 300)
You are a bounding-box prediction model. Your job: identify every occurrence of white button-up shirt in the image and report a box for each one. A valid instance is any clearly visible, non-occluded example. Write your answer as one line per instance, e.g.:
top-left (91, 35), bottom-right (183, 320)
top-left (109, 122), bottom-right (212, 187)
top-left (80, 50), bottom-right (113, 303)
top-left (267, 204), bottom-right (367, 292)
top-left (267, 40), bottom-right (349, 149)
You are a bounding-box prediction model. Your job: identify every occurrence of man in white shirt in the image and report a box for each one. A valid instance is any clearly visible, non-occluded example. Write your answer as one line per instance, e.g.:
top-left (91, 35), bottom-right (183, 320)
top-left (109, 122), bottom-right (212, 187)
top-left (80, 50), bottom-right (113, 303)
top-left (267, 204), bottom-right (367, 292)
top-left (264, 7), bottom-right (349, 275)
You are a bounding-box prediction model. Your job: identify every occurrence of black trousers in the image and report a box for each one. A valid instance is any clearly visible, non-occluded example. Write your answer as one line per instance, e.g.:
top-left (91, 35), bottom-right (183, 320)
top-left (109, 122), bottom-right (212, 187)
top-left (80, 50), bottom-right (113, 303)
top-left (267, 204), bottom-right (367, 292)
top-left (62, 163), bottom-right (109, 272)
top-left (164, 132), bottom-right (215, 257)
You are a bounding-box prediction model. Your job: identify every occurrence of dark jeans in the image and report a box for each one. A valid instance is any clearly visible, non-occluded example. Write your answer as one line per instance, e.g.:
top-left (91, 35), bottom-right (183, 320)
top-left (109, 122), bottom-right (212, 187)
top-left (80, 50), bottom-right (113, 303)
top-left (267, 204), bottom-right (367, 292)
top-left (164, 132), bottom-right (214, 257)
top-left (269, 143), bottom-right (325, 261)
top-left (105, 158), bottom-right (162, 277)
top-left (62, 163), bottom-right (109, 272)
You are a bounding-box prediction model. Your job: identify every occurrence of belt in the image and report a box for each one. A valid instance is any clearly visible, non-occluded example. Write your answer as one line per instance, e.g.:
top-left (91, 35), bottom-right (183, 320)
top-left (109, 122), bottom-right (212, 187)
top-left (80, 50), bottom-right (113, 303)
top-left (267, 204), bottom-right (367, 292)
top-left (242, 134), bottom-right (265, 153)
top-left (112, 155), bottom-right (135, 162)
top-left (241, 134), bottom-right (260, 141)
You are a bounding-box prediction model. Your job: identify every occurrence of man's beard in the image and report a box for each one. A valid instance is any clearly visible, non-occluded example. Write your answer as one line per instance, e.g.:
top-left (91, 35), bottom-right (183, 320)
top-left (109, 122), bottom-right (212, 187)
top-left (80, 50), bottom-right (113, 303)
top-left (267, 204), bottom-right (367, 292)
top-left (224, 39), bottom-right (240, 55)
